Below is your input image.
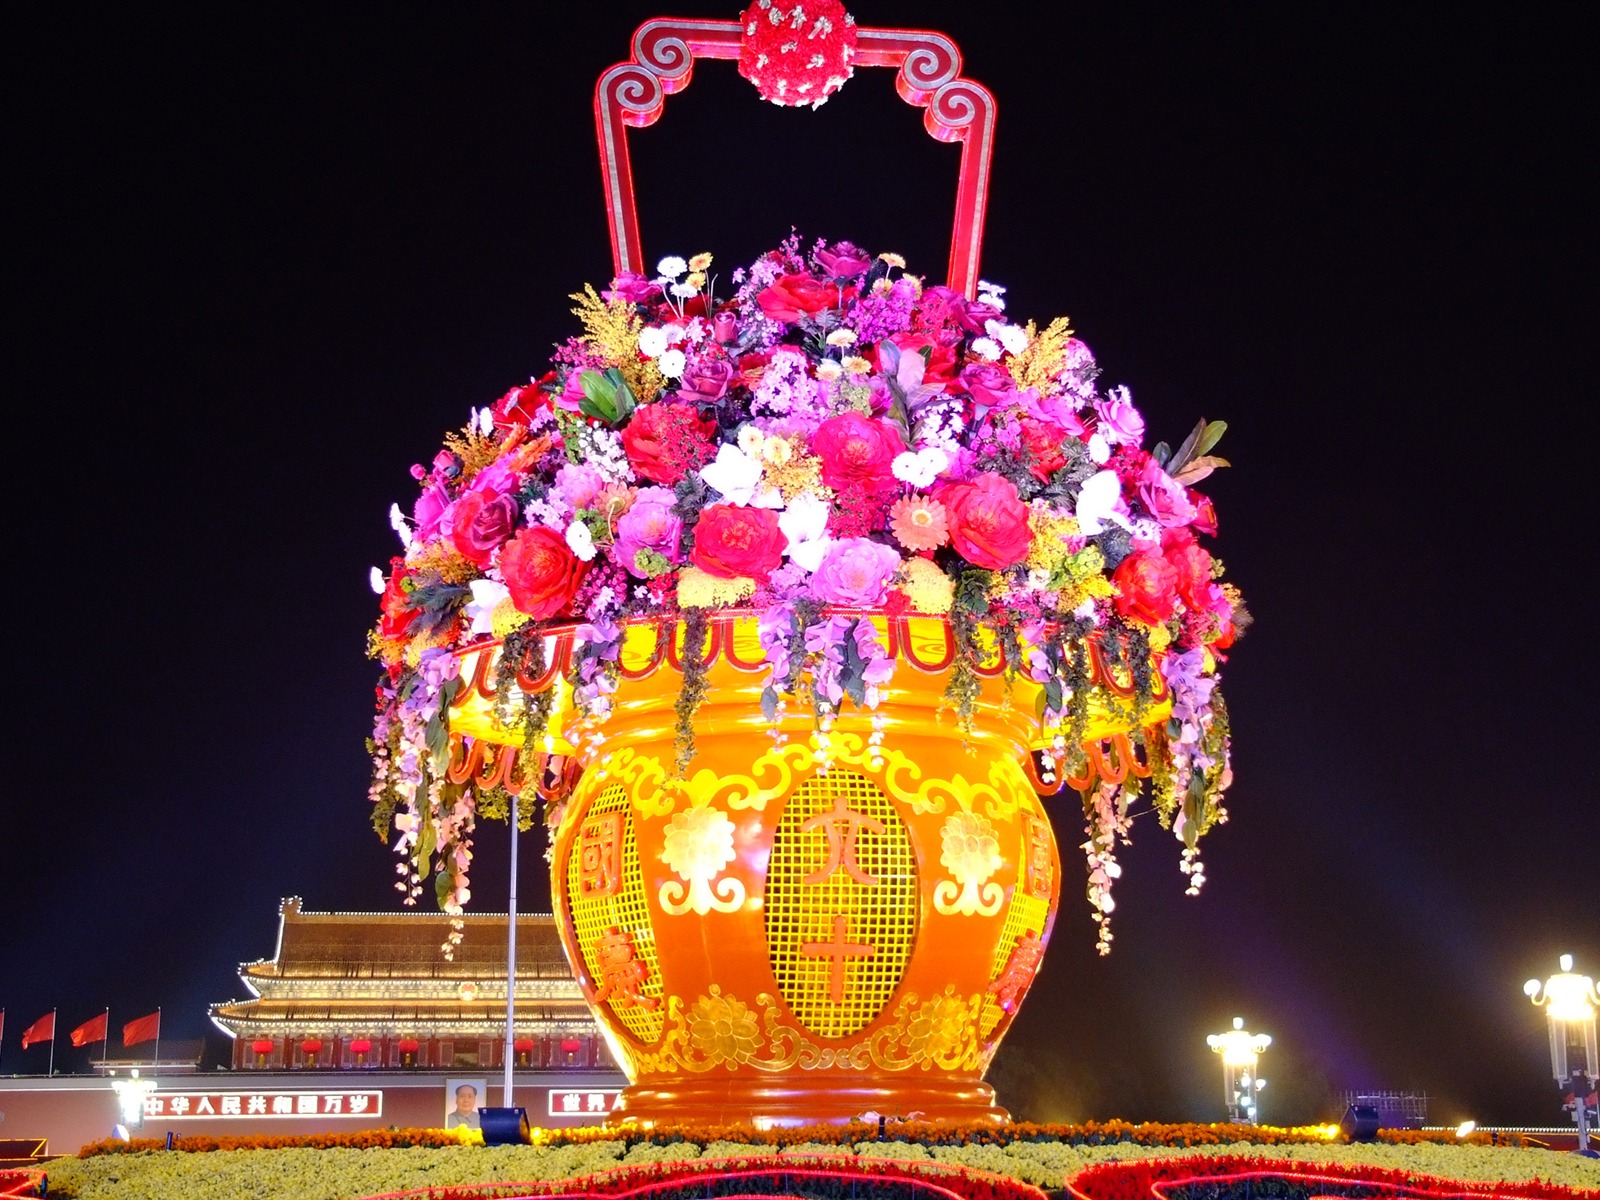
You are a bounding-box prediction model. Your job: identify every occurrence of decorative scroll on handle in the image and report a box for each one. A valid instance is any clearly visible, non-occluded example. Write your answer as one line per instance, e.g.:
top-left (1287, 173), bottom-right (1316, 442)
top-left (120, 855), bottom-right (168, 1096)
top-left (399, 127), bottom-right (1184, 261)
top-left (595, 19), bottom-right (996, 297)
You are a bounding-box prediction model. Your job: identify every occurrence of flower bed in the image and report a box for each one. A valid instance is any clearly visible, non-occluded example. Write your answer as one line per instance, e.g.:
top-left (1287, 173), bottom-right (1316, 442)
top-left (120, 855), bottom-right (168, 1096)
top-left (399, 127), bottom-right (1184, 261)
top-left (39, 1131), bottom-right (1599, 1200)
top-left (0, 1168), bottom-right (45, 1198)
top-left (358, 1155), bottom-right (1048, 1200)
top-left (1066, 1155), bottom-right (1597, 1200)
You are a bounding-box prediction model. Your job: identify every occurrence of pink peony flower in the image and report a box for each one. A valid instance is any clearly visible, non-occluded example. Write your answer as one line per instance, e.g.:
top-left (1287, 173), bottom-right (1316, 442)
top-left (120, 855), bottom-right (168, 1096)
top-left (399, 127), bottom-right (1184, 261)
top-left (809, 537), bottom-right (902, 607)
top-left (613, 487), bottom-right (684, 577)
top-left (1094, 386), bottom-right (1145, 447)
top-left (1138, 460), bottom-right (1199, 528)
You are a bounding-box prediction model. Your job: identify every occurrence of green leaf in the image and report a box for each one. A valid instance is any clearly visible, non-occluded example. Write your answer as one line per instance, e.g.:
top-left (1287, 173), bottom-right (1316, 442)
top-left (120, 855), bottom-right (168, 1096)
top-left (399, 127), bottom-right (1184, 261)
top-left (434, 867), bottom-right (454, 909)
top-left (1172, 455), bottom-right (1230, 485)
top-left (577, 369), bottom-right (618, 423)
top-left (1151, 441), bottom-right (1171, 468)
top-left (760, 685), bottom-right (779, 724)
top-left (1196, 419), bottom-right (1228, 457)
top-left (1166, 419), bottom-right (1207, 475)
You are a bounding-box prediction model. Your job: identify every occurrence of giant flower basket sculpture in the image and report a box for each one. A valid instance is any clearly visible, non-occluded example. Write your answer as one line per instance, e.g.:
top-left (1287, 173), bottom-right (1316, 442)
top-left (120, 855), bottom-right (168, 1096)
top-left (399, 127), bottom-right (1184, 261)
top-left (368, 10), bottom-right (1243, 1126)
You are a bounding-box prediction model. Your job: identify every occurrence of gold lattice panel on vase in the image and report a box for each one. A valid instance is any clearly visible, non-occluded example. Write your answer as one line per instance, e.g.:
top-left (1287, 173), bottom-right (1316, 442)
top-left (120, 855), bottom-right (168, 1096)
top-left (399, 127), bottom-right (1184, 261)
top-left (978, 814), bottom-right (1054, 1040)
top-left (565, 783), bottom-right (665, 1043)
top-left (764, 769), bottom-right (917, 1039)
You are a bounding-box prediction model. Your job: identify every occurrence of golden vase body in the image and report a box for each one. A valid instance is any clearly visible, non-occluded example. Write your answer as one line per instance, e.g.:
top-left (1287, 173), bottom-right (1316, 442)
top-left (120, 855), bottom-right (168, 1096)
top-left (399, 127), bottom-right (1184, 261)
top-left (449, 613), bottom-right (1167, 1126)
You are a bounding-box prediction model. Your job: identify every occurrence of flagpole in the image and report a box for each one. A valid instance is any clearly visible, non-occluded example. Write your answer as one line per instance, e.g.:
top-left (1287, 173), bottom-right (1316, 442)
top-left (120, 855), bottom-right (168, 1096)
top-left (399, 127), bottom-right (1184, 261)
top-left (153, 1007), bottom-right (161, 1074)
top-left (48, 1008), bottom-right (56, 1078)
top-left (102, 1007), bottom-right (111, 1070)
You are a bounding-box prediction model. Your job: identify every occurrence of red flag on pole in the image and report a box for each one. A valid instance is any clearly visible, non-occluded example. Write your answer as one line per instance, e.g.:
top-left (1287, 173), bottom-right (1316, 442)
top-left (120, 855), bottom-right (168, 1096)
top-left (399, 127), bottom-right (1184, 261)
top-left (21, 1012), bottom-right (55, 1048)
top-left (122, 1011), bottom-right (161, 1047)
top-left (70, 1012), bottom-right (108, 1048)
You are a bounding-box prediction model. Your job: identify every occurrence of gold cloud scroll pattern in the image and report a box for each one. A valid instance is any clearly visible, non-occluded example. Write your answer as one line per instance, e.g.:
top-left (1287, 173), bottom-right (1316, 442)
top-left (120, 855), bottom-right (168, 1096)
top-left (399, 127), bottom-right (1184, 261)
top-left (658, 804), bottom-right (745, 915)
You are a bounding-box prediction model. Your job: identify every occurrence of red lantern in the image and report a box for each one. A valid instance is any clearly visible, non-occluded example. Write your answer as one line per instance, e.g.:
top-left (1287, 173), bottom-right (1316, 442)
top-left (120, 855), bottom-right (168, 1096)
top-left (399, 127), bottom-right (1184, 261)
top-left (560, 1037), bottom-right (582, 1055)
top-left (737, 0), bottom-right (857, 109)
top-left (397, 1037), bottom-right (420, 1053)
top-left (349, 1038), bottom-right (372, 1056)
top-left (250, 1038), bottom-right (274, 1055)
top-left (300, 1037), bottom-right (323, 1057)
top-left (512, 1037), bottom-right (536, 1053)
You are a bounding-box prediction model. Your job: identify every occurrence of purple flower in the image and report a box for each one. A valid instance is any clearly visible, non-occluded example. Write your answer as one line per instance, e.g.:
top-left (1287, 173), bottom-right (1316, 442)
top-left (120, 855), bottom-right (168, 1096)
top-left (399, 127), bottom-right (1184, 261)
top-left (809, 538), bottom-right (902, 608)
top-left (613, 486), bottom-right (683, 577)
top-left (676, 355), bottom-right (735, 404)
top-left (1094, 385), bottom-right (1145, 447)
top-left (814, 240), bottom-right (872, 279)
top-left (603, 271), bottom-right (663, 305)
top-left (1138, 460), bottom-right (1198, 528)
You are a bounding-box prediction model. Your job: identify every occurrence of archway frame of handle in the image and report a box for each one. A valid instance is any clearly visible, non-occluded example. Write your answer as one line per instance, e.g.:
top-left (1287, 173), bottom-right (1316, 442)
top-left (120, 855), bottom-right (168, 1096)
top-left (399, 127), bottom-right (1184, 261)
top-left (595, 18), bottom-right (997, 297)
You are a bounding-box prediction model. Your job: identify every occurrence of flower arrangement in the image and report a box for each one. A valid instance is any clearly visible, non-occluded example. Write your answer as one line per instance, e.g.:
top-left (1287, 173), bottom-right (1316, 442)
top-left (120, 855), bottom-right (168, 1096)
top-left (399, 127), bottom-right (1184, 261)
top-left (368, 236), bottom-right (1246, 948)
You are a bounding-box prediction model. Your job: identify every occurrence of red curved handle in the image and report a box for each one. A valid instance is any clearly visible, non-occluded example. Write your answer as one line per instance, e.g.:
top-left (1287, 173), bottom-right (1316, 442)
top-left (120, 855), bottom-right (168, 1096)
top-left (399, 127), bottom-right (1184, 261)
top-left (595, 19), bottom-right (996, 297)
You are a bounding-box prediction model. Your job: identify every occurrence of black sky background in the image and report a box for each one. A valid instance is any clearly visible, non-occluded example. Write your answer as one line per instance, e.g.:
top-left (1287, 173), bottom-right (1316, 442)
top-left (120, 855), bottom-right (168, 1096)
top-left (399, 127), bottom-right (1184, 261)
top-left (6, 3), bottom-right (1596, 1126)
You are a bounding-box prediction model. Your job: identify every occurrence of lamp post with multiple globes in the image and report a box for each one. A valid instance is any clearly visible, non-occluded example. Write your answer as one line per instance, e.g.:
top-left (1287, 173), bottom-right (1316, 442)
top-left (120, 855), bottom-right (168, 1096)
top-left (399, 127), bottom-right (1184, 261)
top-left (1207, 1016), bottom-right (1271, 1124)
top-left (1524, 954), bottom-right (1599, 1156)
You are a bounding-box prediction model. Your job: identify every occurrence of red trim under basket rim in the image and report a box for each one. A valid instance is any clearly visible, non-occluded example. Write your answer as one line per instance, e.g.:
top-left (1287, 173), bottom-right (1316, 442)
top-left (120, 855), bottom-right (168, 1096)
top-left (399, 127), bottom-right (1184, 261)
top-left (449, 609), bottom-right (1169, 706)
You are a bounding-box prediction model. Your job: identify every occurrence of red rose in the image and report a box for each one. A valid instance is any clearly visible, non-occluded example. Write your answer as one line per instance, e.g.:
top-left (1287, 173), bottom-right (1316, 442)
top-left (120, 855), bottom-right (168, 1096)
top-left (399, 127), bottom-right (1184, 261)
top-left (756, 273), bottom-right (839, 322)
top-left (377, 557), bottom-right (418, 642)
top-left (811, 412), bottom-right (903, 493)
top-left (676, 356), bottom-right (735, 404)
top-left (450, 489), bottom-right (519, 567)
top-left (879, 332), bottom-right (959, 382)
top-left (493, 381), bottom-right (550, 430)
top-left (1018, 419), bottom-right (1070, 482)
top-left (689, 503), bottom-right (785, 580)
top-left (1161, 527), bottom-right (1213, 609)
top-left (957, 361), bottom-right (1017, 411)
top-left (1111, 549), bottom-right (1180, 625)
top-left (621, 402), bottom-right (719, 486)
top-left (937, 473), bottom-right (1032, 569)
top-left (499, 526), bottom-right (588, 619)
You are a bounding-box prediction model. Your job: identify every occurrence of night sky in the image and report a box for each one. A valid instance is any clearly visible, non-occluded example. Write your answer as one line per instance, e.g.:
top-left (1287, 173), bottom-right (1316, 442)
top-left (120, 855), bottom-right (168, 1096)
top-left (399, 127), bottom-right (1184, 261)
top-left (8, 3), bottom-right (1596, 1127)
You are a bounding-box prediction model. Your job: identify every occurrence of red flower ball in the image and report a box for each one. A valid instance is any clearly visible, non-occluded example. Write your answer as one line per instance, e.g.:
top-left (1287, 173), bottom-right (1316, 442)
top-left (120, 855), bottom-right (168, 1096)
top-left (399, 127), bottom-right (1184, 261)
top-left (499, 525), bottom-right (588, 619)
top-left (689, 503), bottom-right (786, 580)
top-left (938, 474), bottom-right (1033, 570)
top-left (621, 402), bottom-right (718, 485)
top-left (377, 557), bottom-right (418, 643)
top-left (1112, 549), bottom-right (1180, 626)
top-left (737, 0), bottom-right (857, 109)
top-left (811, 412), bottom-right (902, 493)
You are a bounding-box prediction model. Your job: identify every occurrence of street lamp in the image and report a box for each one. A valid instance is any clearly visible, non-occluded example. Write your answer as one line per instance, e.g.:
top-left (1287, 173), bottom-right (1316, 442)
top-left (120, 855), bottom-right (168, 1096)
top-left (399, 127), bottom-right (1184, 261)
top-left (1207, 1016), bottom-right (1271, 1124)
top-left (1524, 954), bottom-right (1599, 1155)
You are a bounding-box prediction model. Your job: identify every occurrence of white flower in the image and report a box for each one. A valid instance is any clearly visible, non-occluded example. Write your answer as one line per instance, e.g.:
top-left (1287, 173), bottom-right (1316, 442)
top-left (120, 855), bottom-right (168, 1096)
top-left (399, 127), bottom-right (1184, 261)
top-left (969, 336), bottom-right (1002, 362)
top-left (464, 579), bottom-right (510, 635)
top-left (656, 255), bottom-right (687, 279)
top-left (816, 360), bottom-right (843, 382)
top-left (986, 318), bottom-right (1029, 356)
top-left (977, 280), bottom-right (1007, 309)
top-left (565, 520), bottom-right (597, 562)
top-left (1075, 469), bottom-right (1133, 535)
top-left (389, 503), bottom-right (414, 548)
top-left (475, 406), bottom-right (495, 435)
top-left (658, 348), bottom-right (687, 378)
top-left (699, 442), bottom-right (782, 507)
top-left (825, 328), bottom-right (857, 347)
top-left (778, 492), bottom-right (833, 572)
top-left (662, 323), bottom-right (686, 344)
top-left (1087, 432), bottom-right (1111, 464)
top-left (369, 566), bottom-right (387, 595)
top-left (637, 326), bottom-right (668, 358)
top-left (669, 280), bottom-right (700, 299)
top-left (891, 446), bottom-right (950, 488)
